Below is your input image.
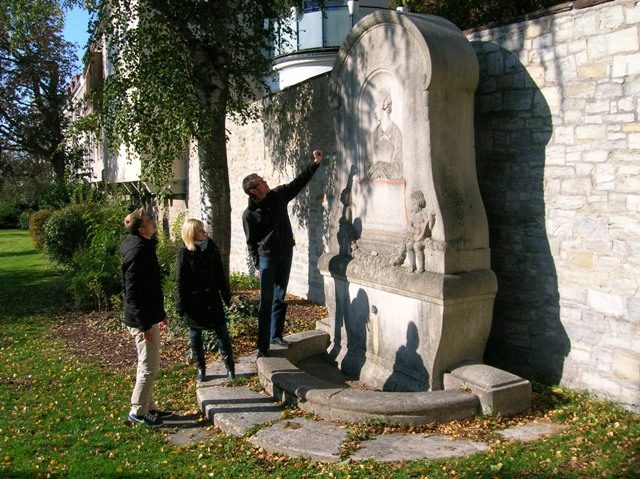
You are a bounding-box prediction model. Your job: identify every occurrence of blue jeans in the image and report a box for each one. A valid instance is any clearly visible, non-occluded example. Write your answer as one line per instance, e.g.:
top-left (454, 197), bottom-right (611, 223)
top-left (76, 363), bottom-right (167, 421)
top-left (257, 251), bottom-right (292, 354)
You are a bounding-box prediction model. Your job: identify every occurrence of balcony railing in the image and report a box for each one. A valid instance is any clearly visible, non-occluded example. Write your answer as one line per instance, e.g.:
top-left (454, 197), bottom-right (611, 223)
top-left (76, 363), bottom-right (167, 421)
top-left (272, 1), bottom-right (389, 57)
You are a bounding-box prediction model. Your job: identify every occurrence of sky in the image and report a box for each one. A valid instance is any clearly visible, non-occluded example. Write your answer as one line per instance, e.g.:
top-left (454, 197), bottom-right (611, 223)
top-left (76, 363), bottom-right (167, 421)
top-left (62, 6), bottom-right (91, 71)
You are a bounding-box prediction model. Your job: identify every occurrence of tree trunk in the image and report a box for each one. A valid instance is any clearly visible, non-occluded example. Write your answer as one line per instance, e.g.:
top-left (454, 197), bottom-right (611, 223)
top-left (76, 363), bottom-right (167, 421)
top-left (200, 103), bottom-right (232, 274)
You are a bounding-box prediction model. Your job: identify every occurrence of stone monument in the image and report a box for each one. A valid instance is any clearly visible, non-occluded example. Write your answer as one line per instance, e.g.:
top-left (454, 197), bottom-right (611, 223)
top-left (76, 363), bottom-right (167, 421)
top-left (318, 11), bottom-right (508, 395)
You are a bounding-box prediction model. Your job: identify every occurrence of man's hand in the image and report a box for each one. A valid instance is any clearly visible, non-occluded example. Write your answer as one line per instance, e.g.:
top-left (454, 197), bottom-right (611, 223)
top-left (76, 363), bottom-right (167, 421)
top-left (313, 149), bottom-right (323, 164)
top-left (159, 319), bottom-right (168, 331)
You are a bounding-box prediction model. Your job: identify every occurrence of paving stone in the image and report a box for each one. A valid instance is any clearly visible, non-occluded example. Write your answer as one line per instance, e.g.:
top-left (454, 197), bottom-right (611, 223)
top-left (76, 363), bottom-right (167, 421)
top-left (198, 354), bottom-right (257, 386)
top-left (166, 427), bottom-right (212, 446)
top-left (496, 421), bottom-right (566, 442)
top-left (350, 433), bottom-right (489, 462)
top-left (249, 417), bottom-right (348, 462)
top-left (197, 385), bottom-right (283, 436)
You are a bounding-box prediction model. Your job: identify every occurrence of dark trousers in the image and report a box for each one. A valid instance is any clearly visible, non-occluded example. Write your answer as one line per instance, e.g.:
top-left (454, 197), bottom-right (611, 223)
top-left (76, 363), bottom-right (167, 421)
top-left (190, 322), bottom-right (234, 372)
top-left (257, 251), bottom-right (292, 354)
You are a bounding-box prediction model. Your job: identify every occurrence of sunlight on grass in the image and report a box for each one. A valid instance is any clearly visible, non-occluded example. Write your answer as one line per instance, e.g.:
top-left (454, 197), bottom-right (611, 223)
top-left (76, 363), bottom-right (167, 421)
top-left (0, 229), bottom-right (638, 478)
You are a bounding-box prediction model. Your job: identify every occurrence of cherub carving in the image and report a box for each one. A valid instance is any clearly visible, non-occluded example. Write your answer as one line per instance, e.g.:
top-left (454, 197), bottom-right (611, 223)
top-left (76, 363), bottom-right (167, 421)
top-left (392, 190), bottom-right (436, 273)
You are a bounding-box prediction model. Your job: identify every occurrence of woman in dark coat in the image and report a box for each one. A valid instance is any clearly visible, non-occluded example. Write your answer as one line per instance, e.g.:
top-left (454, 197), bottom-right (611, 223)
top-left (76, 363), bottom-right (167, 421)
top-left (176, 219), bottom-right (235, 381)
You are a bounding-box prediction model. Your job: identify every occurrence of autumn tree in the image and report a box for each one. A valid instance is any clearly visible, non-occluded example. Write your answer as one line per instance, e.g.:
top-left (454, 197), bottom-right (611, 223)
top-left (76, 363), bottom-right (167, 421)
top-left (0, 0), bottom-right (78, 182)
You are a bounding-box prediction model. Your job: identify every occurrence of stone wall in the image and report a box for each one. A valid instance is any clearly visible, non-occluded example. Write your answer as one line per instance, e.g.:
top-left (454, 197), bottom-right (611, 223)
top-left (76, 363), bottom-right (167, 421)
top-left (469, 0), bottom-right (639, 410)
top-left (227, 76), bottom-right (336, 303)
top-left (225, 0), bottom-right (639, 409)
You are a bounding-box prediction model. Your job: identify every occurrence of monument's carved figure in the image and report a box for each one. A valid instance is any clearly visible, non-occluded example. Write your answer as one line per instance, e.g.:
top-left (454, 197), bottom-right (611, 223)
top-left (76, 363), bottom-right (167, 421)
top-left (367, 87), bottom-right (403, 179)
top-left (392, 190), bottom-right (436, 273)
top-left (318, 11), bottom-right (500, 392)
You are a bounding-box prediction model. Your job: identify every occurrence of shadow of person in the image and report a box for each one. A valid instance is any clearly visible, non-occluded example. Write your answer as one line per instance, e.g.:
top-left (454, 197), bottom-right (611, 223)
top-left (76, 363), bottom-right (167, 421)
top-left (471, 41), bottom-right (570, 384)
top-left (383, 321), bottom-right (428, 392)
top-left (341, 288), bottom-right (369, 380)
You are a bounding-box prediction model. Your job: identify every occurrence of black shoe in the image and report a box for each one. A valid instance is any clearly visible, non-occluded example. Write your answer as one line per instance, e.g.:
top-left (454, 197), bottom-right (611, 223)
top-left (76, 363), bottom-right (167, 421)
top-left (227, 370), bottom-right (236, 380)
top-left (271, 337), bottom-right (289, 347)
top-left (128, 412), bottom-right (163, 427)
top-left (257, 350), bottom-right (269, 358)
top-left (197, 368), bottom-right (206, 381)
top-left (149, 409), bottom-right (174, 419)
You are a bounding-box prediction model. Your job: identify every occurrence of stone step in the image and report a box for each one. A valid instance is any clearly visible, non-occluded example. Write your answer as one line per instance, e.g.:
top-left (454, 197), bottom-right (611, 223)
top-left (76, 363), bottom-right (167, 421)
top-left (256, 330), bottom-right (480, 424)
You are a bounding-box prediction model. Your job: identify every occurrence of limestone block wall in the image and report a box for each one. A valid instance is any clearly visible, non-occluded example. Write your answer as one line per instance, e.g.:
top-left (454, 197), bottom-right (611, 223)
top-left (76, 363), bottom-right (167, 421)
top-left (227, 75), bottom-right (336, 303)
top-left (224, 0), bottom-right (639, 409)
top-left (469, 0), bottom-right (639, 410)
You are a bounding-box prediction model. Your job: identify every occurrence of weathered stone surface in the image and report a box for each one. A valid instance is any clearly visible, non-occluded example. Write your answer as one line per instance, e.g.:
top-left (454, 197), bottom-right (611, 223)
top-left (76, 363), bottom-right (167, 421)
top-left (249, 418), bottom-right (347, 462)
top-left (166, 428), bottom-right (212, 446)
top-left (443, 364), bottom-right (532, 416)
top-left (496, 421), bottom-right (566, 442)
top-left (197, 386), bottom-right (283, 436)
top-left (224, 0), bottom-right (640, 412)
top-left (350, 433), bottom-right (489, 462)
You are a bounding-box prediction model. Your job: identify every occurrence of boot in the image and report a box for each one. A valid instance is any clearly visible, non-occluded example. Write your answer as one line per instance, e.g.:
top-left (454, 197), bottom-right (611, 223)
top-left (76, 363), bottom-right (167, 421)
top-left (197, 363), bottom-right (206, 381)
top-left (223, 354), bottom-right (235, 380)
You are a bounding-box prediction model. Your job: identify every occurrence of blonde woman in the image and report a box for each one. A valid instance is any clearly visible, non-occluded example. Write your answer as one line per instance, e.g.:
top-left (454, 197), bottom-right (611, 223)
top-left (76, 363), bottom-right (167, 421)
top-left (176, 219), bottom-right (235, 381)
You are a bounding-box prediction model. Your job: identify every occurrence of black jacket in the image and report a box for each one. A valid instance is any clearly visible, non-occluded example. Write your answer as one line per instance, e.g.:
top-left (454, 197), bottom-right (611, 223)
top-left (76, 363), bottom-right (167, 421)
top-left (242, 162), bottom-right (320, 268)
top-left (175, 238), bottom-right (231, 330)
top-left (120, 234), bottom-right (166, 331)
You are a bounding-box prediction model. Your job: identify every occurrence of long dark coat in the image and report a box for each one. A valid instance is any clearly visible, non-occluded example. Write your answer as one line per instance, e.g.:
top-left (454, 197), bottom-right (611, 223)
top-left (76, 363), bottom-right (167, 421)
top-left (120, 234), bottom-right (166, 331)
top-left (175, 238), bottom-right (231, 330)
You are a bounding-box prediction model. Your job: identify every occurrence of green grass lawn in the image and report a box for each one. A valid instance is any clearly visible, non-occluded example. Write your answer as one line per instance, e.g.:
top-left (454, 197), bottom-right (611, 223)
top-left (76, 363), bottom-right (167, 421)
top-left (0, 229), bottom-right (638, 478)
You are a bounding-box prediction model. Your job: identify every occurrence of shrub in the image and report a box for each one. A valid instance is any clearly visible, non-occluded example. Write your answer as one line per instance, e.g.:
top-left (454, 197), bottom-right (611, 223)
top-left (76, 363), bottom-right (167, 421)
top-left (18, 209), bottom-right (32, 229)
top-left (67, 200), bottom-right (129, 310)
top-left (43, 204), bottom-right (92, 265)
top-left (29, 209), bottom-right (55, 249)
top-left (0, 201), bottom-right (20, 228)
top-left (230, 271), bottom-right (259, 290)
top-left (226, 295), bottom-right (258, 337)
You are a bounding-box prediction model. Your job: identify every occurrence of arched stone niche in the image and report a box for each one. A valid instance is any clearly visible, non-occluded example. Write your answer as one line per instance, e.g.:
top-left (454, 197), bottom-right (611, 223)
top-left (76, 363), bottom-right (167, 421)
top-left (318, 12), bottom-right (498, 391)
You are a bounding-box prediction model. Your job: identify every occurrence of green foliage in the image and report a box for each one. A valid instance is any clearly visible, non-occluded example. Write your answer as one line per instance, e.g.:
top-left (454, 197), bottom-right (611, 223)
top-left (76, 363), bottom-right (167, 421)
top-left (43, 203), bottom-right (92, 265)
top-left (18, 209), bottom-right (32, 229)
top-left (226, 295), bottom-right (258, 337)
top-left (391, 0), bottom-right (566, 30)
top-left (67, 199), bottom-right (129, 310)
top-left (28, 209), bottom-right (55, 250)
top-left (0, 0), bottom-right (77, 180)
top-left (0, 201), bottom-right (20, 228)
top-left (230, 271), bottom-right (260, 290)
top-left (39, 177), bottom-right (103, 209)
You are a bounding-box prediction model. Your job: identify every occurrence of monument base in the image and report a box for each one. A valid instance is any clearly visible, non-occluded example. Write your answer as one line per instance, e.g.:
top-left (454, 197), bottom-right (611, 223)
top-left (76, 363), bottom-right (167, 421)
top-left (318, 253), bottom-right (497, 391)
top-left (443, 364), bottom-right (532, 415)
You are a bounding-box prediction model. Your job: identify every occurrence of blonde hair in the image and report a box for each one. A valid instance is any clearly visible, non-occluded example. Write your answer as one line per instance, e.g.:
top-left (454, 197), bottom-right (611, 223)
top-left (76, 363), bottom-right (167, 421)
top-left (181, 218), bottom-right (204, 251)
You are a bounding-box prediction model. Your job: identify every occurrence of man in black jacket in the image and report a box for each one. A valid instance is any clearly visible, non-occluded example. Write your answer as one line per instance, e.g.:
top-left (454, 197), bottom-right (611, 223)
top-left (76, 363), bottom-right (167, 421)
top-left (242, 149), bottom-right (323, 357)
top-left (120, 207), bottom-right (173, 427)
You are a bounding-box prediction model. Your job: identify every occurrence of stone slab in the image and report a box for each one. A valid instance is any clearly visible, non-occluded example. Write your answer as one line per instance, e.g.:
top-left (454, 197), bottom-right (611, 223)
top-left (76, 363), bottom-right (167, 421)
top-left (249, 417), bottom-right (348, 462)
top-left (302, 387), bottom-right (478, 424)
top-left (496, 421), bottom-right (566, 442)
top-left (350, 433), bottom-right (489, 462)
top-left (197, 385), bottom-right (283, 436)
top-left (166, 427), bottom-right (212, 446)
top-left (297, 355), bottom-right (348, 386)
top-left (285, 330), bottom-right (331, 363)
top-left (444, 364), bottom-right (531, 415)
top-left (199, 353), bottom-right (257, 386)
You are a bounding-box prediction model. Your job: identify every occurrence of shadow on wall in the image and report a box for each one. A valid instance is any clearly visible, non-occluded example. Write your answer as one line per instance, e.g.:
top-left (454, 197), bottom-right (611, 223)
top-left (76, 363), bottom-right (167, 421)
top-left (473, 39), bottom-right (570, 384)
top-left (262, 77), bottom-right (336, 303)
top-left (384, 321), bottom-right (428, 392)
